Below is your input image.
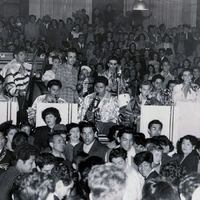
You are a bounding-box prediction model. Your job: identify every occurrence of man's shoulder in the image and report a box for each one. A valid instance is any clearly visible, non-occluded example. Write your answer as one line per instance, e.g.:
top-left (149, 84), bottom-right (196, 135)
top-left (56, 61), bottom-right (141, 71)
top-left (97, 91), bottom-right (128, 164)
top-left (94, 140), bottom-right (109, 151)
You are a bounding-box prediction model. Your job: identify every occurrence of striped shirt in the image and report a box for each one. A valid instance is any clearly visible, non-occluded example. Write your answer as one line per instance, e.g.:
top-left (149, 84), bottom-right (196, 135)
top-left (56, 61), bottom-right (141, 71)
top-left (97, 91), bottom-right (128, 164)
top-left (5, 62), bottom-right (31, 96)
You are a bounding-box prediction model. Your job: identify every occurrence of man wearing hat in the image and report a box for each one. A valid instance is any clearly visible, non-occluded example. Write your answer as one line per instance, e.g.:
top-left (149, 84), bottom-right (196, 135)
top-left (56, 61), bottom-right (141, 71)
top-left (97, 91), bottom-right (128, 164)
top-left (79, 76), bottom-right (119, 135)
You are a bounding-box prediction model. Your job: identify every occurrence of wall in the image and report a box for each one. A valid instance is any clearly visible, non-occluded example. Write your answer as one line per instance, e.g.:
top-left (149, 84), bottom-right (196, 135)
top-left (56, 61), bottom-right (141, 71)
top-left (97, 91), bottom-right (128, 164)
top-left (124, 0), bottom-right (197, 29)
top-left (29, 0), bottom-right (92, 22)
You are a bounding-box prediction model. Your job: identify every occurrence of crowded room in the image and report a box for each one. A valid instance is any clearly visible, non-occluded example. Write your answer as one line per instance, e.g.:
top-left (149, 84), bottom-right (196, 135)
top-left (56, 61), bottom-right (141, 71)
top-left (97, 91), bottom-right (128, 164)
top-left (0, 0), bottom-right (200, 199)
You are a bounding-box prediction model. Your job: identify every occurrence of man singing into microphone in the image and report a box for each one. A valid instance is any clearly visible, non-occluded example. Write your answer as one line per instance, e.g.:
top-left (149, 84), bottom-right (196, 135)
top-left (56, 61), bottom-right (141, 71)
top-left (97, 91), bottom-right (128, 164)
top-left (78, 76), bottom-right (119, 135)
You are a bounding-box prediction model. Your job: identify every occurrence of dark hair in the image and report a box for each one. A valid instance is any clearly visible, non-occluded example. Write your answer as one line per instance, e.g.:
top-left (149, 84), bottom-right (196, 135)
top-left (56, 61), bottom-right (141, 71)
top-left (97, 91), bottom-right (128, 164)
top-left (107, 125), bottom-right (124, 142)
top-left (5, 124), bottom-right (18, 136)
top-left (109, 147), bottom-right (127, 162)
top-left (13, 144), bottom-right (39, 165)
top-left (12, 132), bottom-right (28, 150)
top-left (66, 123), bottom-right (80, 141)
top-left (79, 121), bottom-right (96, 133)
top-left (177, 135), bottom-right (198, 154)
top-left (117, 127), bottom-right (134, 138)
top-left (13, 46), bottom-right (26, 57)
top-left (133, 132), bottom-right (146, 147)
top-left (152, 74), bottom-right (165, 83)
top-left (66, 48), bottom-right (77, 57)
top-left (142, 180), bottom-right (180, 200)
top-left (41, 107), bottom-right (61, 124)
top-left (156, 135), bottom-right (174, 152)
top-left (181, 68), bottom-right (193, 76)
top-left (0, 75), bottom-right (4, 84)
top-left (51, 163), bottom-right (73, 186)
top-left (108, 56), bottom-right (119, 64)
top-left (148, 120), bottom-right (163, 129)
top-left (47, 79), bottom-right (62, 89)
top-left (134, 151), bottom-right (153, 166)
top-left (166, 80), bottom-right (178, 89)
top-left (72, 152), bottom-right (89, 169)
top-left (35, 153), bottom-right (56, 169)
top-left (48, 133), bottom-right (62, 144)
top-left (18, 121), bottom-right (32, 129)
top-left (138, 33), bottom-right (146, 40)
top-left (139, 80), bottom-right (152, 89)
top-left (160, 161), bottom-right (187, 187)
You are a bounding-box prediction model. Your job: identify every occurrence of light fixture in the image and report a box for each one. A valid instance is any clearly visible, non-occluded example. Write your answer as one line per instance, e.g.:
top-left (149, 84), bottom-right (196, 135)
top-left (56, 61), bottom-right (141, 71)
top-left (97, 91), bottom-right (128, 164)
top-left (133, 0), bottom-right (148, 10)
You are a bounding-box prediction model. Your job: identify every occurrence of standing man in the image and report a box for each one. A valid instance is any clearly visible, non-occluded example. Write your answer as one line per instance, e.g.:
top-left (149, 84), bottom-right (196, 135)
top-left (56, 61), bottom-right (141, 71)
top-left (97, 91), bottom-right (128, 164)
top-left (55, 48), bottom-right (79, 103)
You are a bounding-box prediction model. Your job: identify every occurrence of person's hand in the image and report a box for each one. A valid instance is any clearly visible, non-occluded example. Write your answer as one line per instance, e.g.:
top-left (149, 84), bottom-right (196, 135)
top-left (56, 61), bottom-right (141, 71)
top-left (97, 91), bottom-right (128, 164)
top-left (86, 111), bottom-right (94, 121)
top-left (19, 90), bottom-right (26, 96)
top-left (45, 94), bottom-right (56, 102)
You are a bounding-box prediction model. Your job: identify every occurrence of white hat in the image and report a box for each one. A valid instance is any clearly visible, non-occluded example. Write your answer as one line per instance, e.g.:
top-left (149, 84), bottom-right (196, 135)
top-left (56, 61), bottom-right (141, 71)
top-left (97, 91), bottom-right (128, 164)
top-left (81, 65), bottom-right (91, 73)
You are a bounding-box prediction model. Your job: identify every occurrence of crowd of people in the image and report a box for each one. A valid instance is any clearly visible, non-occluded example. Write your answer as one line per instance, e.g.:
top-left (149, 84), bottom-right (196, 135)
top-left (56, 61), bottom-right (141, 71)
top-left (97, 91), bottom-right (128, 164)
top-left (0, 3), bottom-right (200, 200)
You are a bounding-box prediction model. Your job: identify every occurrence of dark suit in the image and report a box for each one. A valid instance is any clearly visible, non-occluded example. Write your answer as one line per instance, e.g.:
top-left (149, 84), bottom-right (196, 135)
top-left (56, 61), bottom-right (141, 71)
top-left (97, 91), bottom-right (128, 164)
top-left (73, 42), bottom-right (87, 59)
top-left (34, 126), bottom-right (51, 150)
top-left (73, 139), bottom-right (108, 161)
top-left (145, 170), bottom-right (161, 182)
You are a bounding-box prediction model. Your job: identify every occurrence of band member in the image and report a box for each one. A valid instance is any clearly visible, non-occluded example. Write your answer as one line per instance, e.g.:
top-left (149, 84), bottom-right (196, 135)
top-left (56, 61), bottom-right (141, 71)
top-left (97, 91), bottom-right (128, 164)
top-left (78, 76), bottom-right (119, 135)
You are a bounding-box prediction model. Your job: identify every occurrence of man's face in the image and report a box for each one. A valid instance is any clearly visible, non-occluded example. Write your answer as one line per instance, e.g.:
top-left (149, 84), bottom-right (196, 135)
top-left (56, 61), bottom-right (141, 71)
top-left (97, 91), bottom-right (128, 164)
top-left (159, 50), bottom-right (164, 58)
top-left (20, 155), bottom-right (36, 173)
top-left (48, 85), bottom-right (60, 97)
top-left (51, 135), bottom-right (65, 153)
top-left (15, 51), bottom-right (26, 64)
top-left (193, 69), bottom-right (200, 79)
top-left (182, 71), bottom-right (193, 83)
top-left (108, 59), bottom-right (118, 70)
top-left (111, 157), bottom-right (126, 170)
top-left (138, 161), bottom-right (152, 177)
top-left (95, 82), bottom-right (106, 96)
top-left (148, 124), bottom-right (162, 137)
top-left (119, 133), bottom-right (133, 151)
top-left (81, 127), bottom-right (95, 145)
top-left (162, 62), bottom-right (170, 72)
top-left (66, 52), bottom-right (76, 65)
top-left (153, 78), bottom-right (163, 91)
top-left (140, 85), bottom-right (151, 97)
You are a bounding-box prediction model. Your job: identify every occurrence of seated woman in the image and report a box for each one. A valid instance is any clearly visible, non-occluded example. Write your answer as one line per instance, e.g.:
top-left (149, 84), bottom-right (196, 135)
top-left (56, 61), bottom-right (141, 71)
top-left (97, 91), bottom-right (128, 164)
top-left (173, 135), bottom-right (199, 174)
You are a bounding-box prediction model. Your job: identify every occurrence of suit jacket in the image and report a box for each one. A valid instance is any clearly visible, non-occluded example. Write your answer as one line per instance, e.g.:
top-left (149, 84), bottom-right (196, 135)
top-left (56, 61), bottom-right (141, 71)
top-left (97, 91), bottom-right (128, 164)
top-left (73, 139), bottom-right (108, 161)
top-left (34, 126), bottom-right (51, 151)
top-left (73, 42), bottom-right (87, 59)
top-left (174, 151), bottom-right (199, 174)
top-left (145, 170), bottom-right (161, 182)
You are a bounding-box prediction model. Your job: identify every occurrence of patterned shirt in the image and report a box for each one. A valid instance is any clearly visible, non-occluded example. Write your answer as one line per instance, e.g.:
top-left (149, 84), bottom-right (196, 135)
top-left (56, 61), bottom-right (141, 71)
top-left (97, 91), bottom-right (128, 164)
top-left (55, 63), bottom-right (79, 103)
top-left (4, 61), bottom-right (31, 96)
top-left (78, 91), bottom-right (119, 123)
